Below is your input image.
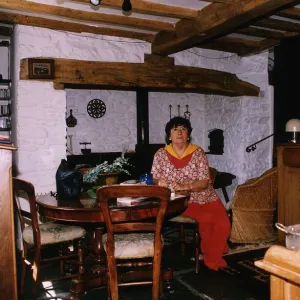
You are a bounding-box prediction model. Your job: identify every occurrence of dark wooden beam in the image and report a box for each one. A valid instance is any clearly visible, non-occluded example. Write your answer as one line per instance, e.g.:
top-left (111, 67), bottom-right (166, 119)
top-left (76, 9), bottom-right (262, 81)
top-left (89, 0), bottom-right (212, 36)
top-left (276, 7), bottom-right (300, 21)
top-left (152, 0), bottom-right (300, 55)
top-left (255, 18), bottom-right (300, 32)
top-left (0, 11), bottom-right (155, 43)
top-left (0, 1), bottom-right (174, 32)
top-left (19, 57), bottom-right (260, 97)
top-left (199, 36), bottom-right (279, 56)
top-left (71, 0), bottom-right (199, 19)
top-left (237, 26), bottom-right (299, 39)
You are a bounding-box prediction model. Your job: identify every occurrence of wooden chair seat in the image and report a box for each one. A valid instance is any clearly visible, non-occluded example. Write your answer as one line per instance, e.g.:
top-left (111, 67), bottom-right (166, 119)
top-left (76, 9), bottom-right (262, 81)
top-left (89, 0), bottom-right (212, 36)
top-left (103, 232), bottom-right (163, 259)
top-left (23, 222), bottom-right (86, 245)
top-left (169, 215), bottom-right (197, 223)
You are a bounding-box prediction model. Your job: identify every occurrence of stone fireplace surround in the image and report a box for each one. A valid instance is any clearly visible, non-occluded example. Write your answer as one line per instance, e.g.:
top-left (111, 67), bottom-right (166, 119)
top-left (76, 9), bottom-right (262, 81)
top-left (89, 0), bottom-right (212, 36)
top-left (11, 25), bottom-right (273, 203)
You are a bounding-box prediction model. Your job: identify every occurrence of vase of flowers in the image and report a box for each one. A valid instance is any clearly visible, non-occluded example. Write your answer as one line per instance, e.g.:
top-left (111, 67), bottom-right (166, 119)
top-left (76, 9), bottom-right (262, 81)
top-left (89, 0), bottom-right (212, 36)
top-left (83, 156), bottom-right (132, 186)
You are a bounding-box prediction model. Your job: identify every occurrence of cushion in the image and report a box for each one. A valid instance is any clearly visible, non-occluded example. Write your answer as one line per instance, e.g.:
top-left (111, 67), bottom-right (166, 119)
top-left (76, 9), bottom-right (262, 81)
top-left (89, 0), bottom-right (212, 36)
top-left (102, 233), bottom-right (163, 259)
top-left (23, 222), bottom-right (86, 245)
top-left (169, 215), bottom-right (197, 223)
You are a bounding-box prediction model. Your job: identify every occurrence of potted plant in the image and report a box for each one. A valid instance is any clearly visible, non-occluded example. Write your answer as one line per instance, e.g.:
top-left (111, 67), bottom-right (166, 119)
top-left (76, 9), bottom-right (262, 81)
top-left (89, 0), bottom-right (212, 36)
top-left (83, 156), bottom-right (132, 186)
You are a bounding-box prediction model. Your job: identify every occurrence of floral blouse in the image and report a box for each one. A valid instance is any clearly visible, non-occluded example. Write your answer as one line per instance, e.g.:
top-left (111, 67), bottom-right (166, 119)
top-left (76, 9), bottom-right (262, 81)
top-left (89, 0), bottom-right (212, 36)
top-left (151, 147), bottom-right (219, 204)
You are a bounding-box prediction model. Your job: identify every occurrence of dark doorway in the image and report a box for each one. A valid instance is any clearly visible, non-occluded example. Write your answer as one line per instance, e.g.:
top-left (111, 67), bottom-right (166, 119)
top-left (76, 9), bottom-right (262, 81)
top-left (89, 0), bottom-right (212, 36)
top-left (273, 35), bottom-right (300, 144)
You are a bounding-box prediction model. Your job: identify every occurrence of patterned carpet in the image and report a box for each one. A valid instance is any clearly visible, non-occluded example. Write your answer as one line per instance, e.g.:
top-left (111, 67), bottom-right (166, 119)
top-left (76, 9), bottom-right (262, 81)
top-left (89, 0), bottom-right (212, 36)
top-left (21, 242), bottom-right (272, 300)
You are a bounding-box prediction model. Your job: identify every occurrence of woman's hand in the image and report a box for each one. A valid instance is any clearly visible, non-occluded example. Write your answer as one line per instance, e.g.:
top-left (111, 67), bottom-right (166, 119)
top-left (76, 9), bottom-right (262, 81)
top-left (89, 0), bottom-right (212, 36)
top-left (173, 182), bottom-right (190, 191)
top-left (157, 177), bottom-right (169, 187)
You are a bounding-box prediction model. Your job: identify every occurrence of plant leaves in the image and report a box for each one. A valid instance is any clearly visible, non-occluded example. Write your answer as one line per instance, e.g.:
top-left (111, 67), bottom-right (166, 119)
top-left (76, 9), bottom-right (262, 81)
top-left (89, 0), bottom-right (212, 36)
top-left (87, 188), bottom-right (97, 199)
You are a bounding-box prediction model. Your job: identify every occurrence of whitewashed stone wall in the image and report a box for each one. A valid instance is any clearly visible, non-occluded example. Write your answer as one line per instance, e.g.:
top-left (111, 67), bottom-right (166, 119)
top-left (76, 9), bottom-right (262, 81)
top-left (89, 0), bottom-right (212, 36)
top-left (12, 25), bottom-right (272, 199)
top-left (66, 89), bottom-right (137, 154)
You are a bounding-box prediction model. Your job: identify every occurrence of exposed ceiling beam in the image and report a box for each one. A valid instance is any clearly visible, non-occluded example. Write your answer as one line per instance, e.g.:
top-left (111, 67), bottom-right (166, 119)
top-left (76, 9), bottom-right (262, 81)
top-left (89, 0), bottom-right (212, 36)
top-left (199, 36), bottom-right (279, 56)
top-left (237, 26), bottom-right (299, 39)
top-left (200, 0), bottom-right (232, 2)
top-left (276, 7), bottom-right (300, 20)
top-left (0, 11), bottom-right (155, 42)
top-left (71, 0), bottom-right (198, 19)
top-left (255, 18), bottom-right (300, 32)
top-left (19, 57), bottom-right (260, 97)
top-left (0, 0), bottom-right (174, 32)
top-left (152, 0), bottom-right (300, 55)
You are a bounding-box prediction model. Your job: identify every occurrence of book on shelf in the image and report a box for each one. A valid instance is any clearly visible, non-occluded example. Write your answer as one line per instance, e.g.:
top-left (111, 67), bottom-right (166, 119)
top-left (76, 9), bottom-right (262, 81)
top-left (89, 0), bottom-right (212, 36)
top-left (0, 131), bottom-right (11, 144)
top-left (0, 139), bottom-right (12, 144)
top-left (0, 132), bottom-right (10, 139)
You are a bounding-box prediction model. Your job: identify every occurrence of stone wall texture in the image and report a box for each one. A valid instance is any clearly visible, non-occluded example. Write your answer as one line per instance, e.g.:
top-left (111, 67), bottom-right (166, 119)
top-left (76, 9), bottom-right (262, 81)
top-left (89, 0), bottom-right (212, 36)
top-left (11, 25), bottom-right (273, 201)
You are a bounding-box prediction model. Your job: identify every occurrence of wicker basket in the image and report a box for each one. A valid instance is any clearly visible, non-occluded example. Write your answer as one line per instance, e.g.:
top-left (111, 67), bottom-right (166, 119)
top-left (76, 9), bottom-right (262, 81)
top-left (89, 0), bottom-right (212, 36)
top-left (230, 168), bottom-right (277, 243)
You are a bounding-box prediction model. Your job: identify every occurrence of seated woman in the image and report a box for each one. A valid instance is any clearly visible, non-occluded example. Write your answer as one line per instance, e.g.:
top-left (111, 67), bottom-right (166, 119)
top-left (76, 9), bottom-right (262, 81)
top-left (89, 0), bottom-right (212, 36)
top-left (151, 116), bottom-right (231, 271)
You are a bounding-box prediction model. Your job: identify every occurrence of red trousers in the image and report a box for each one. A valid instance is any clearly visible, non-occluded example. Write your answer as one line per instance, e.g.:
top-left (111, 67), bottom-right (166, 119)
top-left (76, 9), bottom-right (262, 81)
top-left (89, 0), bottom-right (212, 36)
top-left (182, 199), bottom-right (231, 270)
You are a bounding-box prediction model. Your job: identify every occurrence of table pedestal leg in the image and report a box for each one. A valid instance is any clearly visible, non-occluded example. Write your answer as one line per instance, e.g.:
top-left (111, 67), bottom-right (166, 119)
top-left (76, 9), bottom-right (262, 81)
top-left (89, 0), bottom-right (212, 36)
top-left (67, 227), bottom-right (107, 299)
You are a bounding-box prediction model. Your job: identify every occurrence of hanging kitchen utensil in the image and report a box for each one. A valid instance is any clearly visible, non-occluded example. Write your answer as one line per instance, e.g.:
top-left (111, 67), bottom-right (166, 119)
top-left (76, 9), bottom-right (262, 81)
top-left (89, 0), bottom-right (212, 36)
top-left (184, 105), bottom-right (191, 120)
top-left (177, 104), bottom-right (181, 117)
top-left (169, 104), bottom-right (172, 120)
top-left (87, 99), bottom-right (106, 119)
top-left (66, 109), bottom-right (77, 127)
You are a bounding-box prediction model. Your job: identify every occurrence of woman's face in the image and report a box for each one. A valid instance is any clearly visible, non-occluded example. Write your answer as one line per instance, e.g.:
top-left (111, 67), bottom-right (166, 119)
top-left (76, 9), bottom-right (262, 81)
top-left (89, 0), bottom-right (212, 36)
top-left (169, 125), bottom-right (189, 145)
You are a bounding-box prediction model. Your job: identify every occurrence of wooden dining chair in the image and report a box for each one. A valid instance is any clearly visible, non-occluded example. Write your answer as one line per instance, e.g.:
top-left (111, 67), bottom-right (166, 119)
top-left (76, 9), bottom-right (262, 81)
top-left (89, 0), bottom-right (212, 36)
top-left (97, 185), bottom-right (170, 300)
top-left (13, 178), bottom-right (86, 298)
top-left (167, 167), bottom-right (218, 274)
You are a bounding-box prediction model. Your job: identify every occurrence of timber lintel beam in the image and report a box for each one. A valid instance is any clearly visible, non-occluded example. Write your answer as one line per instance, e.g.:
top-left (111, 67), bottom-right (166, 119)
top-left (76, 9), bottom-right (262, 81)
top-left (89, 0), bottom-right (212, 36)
top-left (199, 37), bottom-right (279, 56)
top-left (152, 0), bottom-right (300, 56)
top-left (19, 57), bottom-right (260, 97)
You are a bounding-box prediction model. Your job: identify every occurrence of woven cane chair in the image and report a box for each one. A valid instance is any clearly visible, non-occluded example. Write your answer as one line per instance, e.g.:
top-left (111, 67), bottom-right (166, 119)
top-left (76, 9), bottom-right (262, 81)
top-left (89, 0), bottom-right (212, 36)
top-left (97, 185), bottom-right (170, 300)
top-left (229, 168), bottom-right (277, 243)
top-left (13, 178), bottom-right (86, 298)
top-left (167, 167), bottom-right (218, 274)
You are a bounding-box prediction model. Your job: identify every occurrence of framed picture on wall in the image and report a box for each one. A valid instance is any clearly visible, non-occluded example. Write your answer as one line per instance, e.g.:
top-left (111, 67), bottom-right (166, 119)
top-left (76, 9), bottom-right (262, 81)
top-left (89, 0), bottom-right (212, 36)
top-left (28, 58), bottom-right (55, 79)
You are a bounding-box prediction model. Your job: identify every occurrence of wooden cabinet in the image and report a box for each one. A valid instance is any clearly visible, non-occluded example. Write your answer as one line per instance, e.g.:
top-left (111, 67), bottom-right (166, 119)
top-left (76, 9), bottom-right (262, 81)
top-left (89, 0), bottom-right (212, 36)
top-left (0, 143), bottom-right (17, 299)
top-left (255, 245), bottom-right (300, 300)
top-left (277, 144), bottom-right (300, 243)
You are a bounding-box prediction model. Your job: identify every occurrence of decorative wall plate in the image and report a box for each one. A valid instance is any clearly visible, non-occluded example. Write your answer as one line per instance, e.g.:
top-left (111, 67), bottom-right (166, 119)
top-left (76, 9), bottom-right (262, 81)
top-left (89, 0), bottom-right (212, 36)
top-left (87, 99), bottom-right (106, 118)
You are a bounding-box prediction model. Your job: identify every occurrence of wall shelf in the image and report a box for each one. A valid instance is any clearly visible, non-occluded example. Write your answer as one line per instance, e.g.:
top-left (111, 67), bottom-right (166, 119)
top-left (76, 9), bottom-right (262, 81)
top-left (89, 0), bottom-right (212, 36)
top-left (0, 40), bottom-right (11, 142)
top-left (0, 79), bottom-right (10, 85)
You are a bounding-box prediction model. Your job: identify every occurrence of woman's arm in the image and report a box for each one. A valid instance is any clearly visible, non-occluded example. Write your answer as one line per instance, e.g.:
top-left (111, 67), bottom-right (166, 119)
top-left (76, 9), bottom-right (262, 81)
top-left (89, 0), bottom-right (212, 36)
top-left (151, 149), bottom-right (170, 187)
top-left (153, 177), bottom-right (169, 187)
top-left (173, 147), bottom-right (211, 192)
top-left (173, 179), bottom-right (209, 192)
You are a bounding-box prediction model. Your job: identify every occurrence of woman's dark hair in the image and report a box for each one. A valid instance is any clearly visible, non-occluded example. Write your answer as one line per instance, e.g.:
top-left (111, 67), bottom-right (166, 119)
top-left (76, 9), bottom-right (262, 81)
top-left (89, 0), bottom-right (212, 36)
top-left (165, 116), bottom-right (193, 144)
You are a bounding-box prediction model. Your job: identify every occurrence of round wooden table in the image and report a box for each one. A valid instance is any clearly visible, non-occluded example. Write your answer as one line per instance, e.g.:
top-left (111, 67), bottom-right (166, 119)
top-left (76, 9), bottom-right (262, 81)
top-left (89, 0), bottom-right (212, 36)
top-left (37, 192), bottom-right (189, 299)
